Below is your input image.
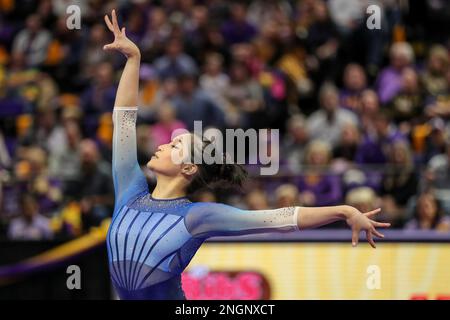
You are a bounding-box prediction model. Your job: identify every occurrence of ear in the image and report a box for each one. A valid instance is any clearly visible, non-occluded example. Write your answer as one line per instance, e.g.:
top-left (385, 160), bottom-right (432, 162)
top-left (181, 163), bottom-right (198, 177)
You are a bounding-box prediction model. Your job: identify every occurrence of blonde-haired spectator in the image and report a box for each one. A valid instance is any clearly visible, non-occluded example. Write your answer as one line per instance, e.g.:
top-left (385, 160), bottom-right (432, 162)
top-left (377, 41), bottom-right (415, 104)
top-left (245, 189), bottom-right (270, 210)
top-left (346, 187), bottom-right (378, 215)
top-left (296, 139), bottom-right (342, 206)
top-left (275, 183), bottom-right (300, 208)
top-left (422, 44), bottom-right (449, 97)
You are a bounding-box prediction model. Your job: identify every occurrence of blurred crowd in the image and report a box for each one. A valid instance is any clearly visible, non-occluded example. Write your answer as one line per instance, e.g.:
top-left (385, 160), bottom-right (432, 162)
top-left (0, 0), bottom-right (450, 240)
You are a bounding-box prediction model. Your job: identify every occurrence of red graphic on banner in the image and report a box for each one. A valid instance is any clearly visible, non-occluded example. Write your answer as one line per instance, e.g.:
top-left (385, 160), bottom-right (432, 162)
top-left (181, 270), bottom-right (270, 300)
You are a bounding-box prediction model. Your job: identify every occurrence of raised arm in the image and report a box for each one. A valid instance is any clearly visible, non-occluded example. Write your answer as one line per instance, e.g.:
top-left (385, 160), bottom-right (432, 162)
top-left (185, 203), bottom-right (390, 248)
top-left (104, 10), bottom-right (148, 207)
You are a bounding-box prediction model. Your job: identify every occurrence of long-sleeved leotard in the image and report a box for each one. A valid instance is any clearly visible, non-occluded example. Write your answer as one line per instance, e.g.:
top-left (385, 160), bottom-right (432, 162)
top-left (107, 107), bottom-right (300, 300)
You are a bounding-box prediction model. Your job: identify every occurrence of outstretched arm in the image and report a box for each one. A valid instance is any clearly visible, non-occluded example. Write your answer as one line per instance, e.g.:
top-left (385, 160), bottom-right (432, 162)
top-left (105, 10), bottom-right (148, 207)
top-left (296, 205), bottom-right (390, 248)
top-left (185, 203), bottom-right (390, 248)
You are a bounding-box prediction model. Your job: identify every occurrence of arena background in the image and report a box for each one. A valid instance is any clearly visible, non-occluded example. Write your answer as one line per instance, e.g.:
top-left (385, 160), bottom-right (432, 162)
top-left (0, 0), bottom-right (449, 300)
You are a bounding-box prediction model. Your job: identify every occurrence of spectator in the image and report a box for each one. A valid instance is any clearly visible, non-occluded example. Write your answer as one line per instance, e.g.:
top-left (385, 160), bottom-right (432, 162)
top-left (199, 52), bottom-right (230, 111)
top-left (404, 192), bottom-right (450, 232)
top-left (307, 83), bottom-right (357, 148)
top-left (275, 183), bottom-right (300, 207)
top-left (296, 140), bottom-right (342, 206)
top-left (221, 2), bottom-right (257, 45)
top-left (68, 139), bottom-right (114, 223)
top-left (150, 101), bottom-right (187, 147)
top-left (389, 67), bottom-right (424, 123)
top-left (8, 194), bottom-right (53, 240)
top-left (376, 42), bottom-right (415, 104)
top-left (359, 89), bottom-right (381, 135)
top-left (171, 73), bottom-right (225, 131)
top-left (48, 120), bottom-right (82, 191)
top-left (225, 61), bottom-right (265, 128)
top-left (303, 0), bottom-right (340, 84)
top-left (421, 44), bottom-right (449, 97)
top-left (424, 141), bottom-right (450, 213)
top-left (141, 7), bottom-right (171, 57)
top-left (81, 61), bottom-right (117, 135)
top-left (346, 186), bottom-right (379, 215)
top-left (12, 14), bottom-right (51, 67)
top-left (244, 189), bottom-right (270, 210)
top-left (332, 121), bottom-right (361, 163)
top-left (422, 117), bottom-right (448, 164)
top-left (339, 63), bottom-right (367, 113)
top-left (380, 140), bottom-right (418, 227)
top-left (425, 67), bottom-right (450, 118)
top-left (153, 37), bottom-right (198, 79)
top-left (356, 110), bottom-right (405, 164)
top-left (283, 114), bottom-right (309, 174)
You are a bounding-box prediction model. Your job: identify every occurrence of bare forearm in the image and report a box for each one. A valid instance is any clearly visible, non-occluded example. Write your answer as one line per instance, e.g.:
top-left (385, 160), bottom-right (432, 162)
top-left (297, 205), bottom-right (352, 230)
top-left (114, 55), bottom-right (141, 108)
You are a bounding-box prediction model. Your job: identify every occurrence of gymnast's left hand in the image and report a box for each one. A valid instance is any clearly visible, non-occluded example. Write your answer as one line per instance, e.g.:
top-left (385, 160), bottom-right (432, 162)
top-left (344, 206), bottom-right (391, 248)
top-left (103, 9), bottom-right (140, 59)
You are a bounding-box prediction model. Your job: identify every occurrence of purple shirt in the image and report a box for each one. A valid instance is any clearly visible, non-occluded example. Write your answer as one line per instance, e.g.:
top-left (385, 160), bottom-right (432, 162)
top-left (221, 20), bottom-right (257, 45)
top-left (376, 66), bottom-right (403, 104)
top-left (295, 174), bottom-right (342, 206)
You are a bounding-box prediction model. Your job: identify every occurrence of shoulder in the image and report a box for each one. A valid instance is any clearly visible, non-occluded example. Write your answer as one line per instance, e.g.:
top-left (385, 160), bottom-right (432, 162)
top-left (428, 154), bottom-right (448, 170)
top-left (187, 201), bottom-right (234, 215)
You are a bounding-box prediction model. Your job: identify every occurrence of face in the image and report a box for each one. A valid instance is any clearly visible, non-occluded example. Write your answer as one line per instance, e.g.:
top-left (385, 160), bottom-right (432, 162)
top-left (80, 140), bottom-right (99, 165)
top-left (341, 123), bottom-right (358, 144)
top-left (344, 65), bottom-right (366, 91)
top-left (321, 90), bottom-right (339, 112)
top-left (246, 190), bottom-right (269, 210)
top-left (401, 68), bottom-right (419, 92)
top-left (22, 197), bottom-right (38, 219)
top-left (417, 194), bottom-right (437, 221)
top-left (391, 143), bottom-right (408, 164)
top-left (361, 90), bottom-right (379, 113)
top-left (391, 51), bottom-right (410, 70)
top-left (146, 133), bottom-right (198, 178)
top-left (308, 149), bottom-right (329, 166)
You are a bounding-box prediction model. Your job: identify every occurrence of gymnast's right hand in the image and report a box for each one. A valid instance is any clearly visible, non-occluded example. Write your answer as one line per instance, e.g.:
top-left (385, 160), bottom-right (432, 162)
top-left (103, 9), bottom-right (140, 59)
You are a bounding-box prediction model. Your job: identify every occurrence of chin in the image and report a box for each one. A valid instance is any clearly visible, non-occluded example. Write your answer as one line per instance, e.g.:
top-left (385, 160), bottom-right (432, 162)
top-left (146, 159), bottom-right (154, 169)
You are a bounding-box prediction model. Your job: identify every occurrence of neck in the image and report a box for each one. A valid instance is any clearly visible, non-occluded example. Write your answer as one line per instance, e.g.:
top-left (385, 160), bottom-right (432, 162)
top-left (151, 174), bottom-right (187, 199)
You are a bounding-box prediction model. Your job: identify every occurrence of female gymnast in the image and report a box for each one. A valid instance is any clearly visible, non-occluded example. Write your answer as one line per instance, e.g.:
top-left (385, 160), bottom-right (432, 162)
top-left (103, 10), bottom-right (391, 300)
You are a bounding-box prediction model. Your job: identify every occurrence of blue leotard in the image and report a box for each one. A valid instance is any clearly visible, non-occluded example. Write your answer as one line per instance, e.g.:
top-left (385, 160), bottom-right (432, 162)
top-left (107, 107), bottom-right (300, 300)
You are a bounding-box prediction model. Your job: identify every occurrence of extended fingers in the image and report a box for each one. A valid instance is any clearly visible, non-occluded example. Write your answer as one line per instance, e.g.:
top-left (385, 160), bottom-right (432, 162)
top-left (364, 208), bottom-right (381, 218)
top-left (104, 14), bottom-right (114, 32)
top-left (111, 9), bottom-right (120, 33)
top-left (371, 227), bottom-right (385, 239)
top-left (103, 42), bottom-right (116, 51)
top-left (372, 221), bottom-right (391, 228)
top-left (352, 229), bottom-right (359, 247)
top-left (366, 230), bottom-right (376, 248)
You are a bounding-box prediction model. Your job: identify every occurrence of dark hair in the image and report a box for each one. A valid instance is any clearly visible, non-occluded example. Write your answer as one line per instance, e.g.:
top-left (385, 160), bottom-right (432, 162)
top-left (186, 135), bottom-right (248, 194)
top-left (414, 192), bottom-right (444, 229)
